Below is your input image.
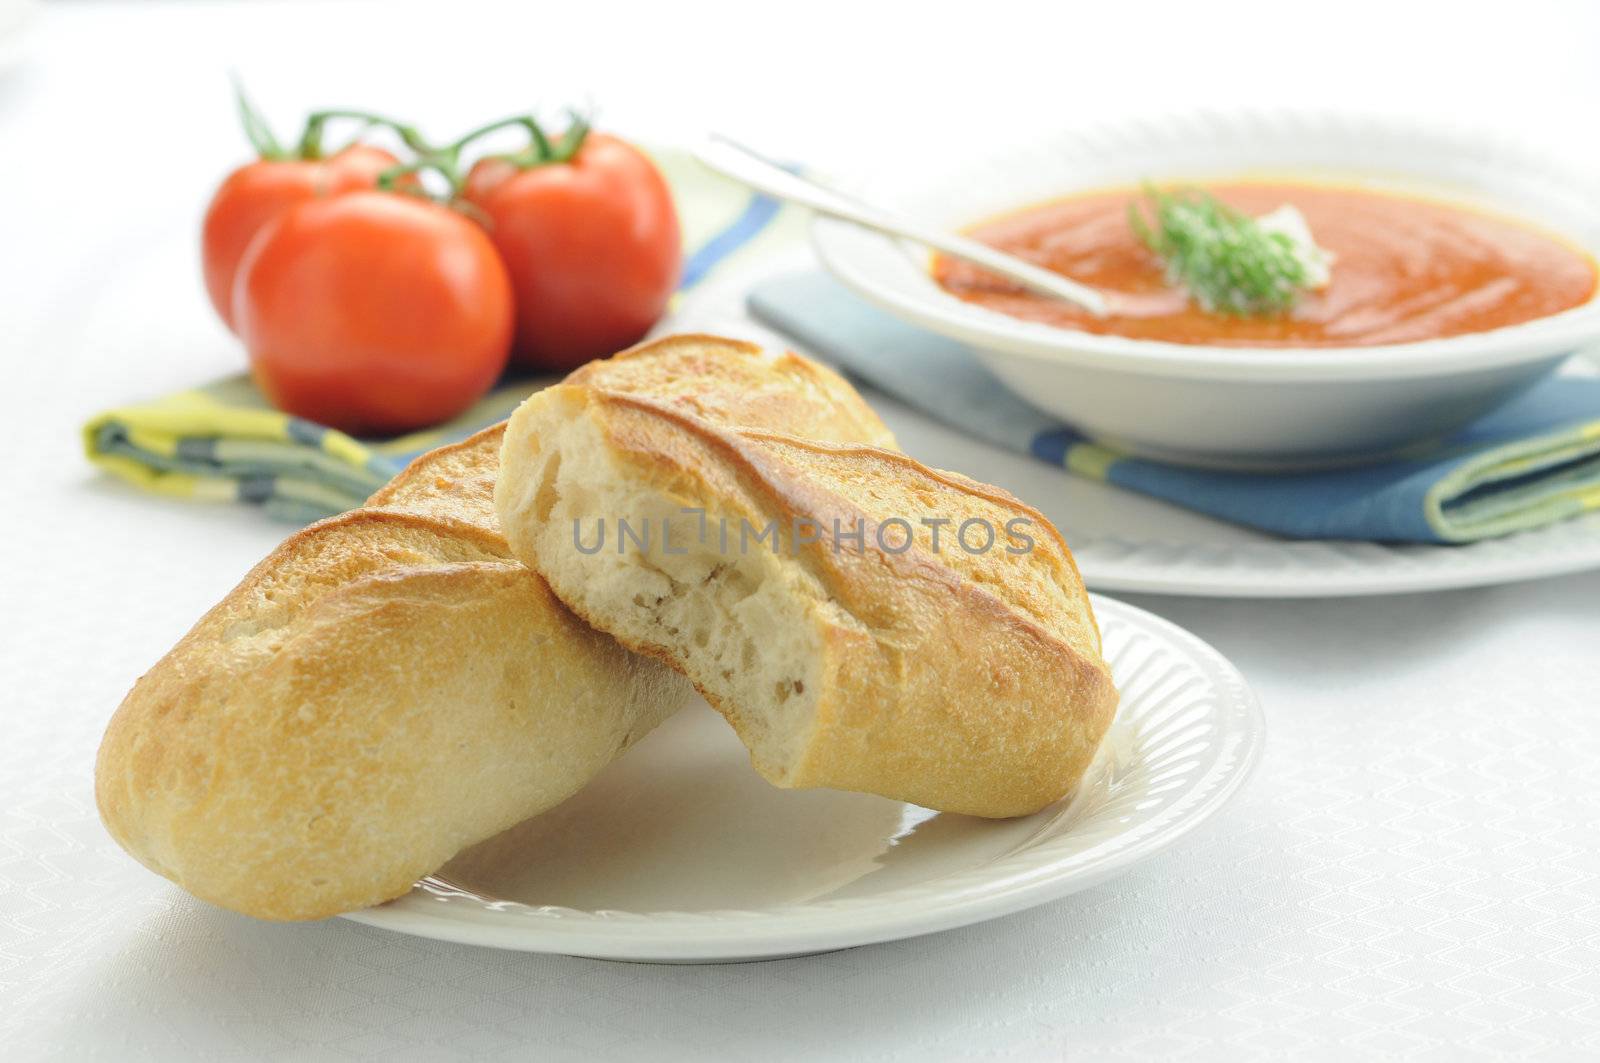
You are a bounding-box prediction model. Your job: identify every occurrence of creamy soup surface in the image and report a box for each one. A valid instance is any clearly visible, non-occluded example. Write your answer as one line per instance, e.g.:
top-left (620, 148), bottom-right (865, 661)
top-left (932, 183), bottom-right (1598, 347)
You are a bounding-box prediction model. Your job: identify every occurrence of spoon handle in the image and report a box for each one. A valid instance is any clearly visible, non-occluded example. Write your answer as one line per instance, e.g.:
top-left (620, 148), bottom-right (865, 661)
top-left (696, 135), bottom-right (1108, 317)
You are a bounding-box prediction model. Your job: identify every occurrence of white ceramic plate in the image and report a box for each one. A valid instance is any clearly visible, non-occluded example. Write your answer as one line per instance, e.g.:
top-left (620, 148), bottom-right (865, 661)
top-left (865, 377), bottom-right (1600, 598)
top-left (343, 597), bottom-right (1262, 962)
top-left (875, 389), bottom-right (1600, 599)
top-left (1071, 513), bottom-right (1600, 597)
top-left (811, 111), bottom-right (1600, 468)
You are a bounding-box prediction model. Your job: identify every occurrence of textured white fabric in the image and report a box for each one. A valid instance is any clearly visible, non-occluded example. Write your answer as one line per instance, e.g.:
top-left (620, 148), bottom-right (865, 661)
top-left (4, 2), bottom-right (1600, 1059)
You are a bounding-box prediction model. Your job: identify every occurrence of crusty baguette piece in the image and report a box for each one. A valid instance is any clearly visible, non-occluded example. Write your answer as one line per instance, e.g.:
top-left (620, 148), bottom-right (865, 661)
top-left (94, 426), bottom-right (690, 921)
top-left (96, 334), bottom-right (895, 921)
top-left (496, 387), bottom-right (1118, 819)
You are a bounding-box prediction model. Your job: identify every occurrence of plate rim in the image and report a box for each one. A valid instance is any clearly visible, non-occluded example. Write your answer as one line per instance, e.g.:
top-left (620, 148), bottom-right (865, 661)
top-left (1071, 512), bottom-right (1600, 598)
top-left (342, 596), bottom-right (1265, 960)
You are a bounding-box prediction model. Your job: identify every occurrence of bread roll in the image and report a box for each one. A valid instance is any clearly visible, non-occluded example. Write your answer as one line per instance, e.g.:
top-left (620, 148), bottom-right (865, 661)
top-left (563, 331), bottom-right (897, 451)
top-left (95, 334), bottom-right (895, 920)
top-left (495, 387), bottom-right (1119, 819)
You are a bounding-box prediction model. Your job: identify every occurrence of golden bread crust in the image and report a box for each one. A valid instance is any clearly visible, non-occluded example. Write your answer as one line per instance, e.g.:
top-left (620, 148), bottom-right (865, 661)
top-left (565, 332), bottom-right (897, 450)
top-left (95, 430), bottom-right (686, 920)
top-left (497, 385), bottom-right (1118, 819)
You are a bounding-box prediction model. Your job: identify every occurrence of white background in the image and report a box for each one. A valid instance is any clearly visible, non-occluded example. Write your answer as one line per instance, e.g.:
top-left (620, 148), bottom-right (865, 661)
top-left (3, 0), bottom-right (1599, 1059)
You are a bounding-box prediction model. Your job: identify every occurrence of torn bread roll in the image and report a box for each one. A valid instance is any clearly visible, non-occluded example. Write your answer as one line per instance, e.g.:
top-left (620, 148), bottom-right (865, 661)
top-left (95, 334), bottom-right (895, 920)
top-left (495, 385), bottom-right (1118, 819)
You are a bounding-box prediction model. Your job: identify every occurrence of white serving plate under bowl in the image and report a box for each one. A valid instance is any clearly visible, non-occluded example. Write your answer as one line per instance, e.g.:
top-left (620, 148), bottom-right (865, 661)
top-left (812, 111), bottom-right (1600, 470)
top-left (345, 597), bottom-right (1262, 962)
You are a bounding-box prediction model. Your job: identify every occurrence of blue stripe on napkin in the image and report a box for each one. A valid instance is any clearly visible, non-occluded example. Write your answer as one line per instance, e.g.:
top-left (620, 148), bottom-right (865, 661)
top-left (748, 271), bottom-right (1600, 544)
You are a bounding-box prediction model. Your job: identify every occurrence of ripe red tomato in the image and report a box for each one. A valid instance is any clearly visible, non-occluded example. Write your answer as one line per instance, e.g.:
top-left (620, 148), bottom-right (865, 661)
top-left (233, 191), bottom-right (513, 436)
top-left (464, 133), bottom-right (680, 371)
top-left (201, 145), bottom-right (401, 332)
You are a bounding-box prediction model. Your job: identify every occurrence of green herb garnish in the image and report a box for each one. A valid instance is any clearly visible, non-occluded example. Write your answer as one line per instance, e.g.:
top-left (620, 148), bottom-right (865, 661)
top-left (1129, 184), bottom-right (1313, 316)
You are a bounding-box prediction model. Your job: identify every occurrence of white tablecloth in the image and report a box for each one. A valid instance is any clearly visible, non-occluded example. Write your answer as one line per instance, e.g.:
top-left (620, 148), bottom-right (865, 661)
top-left (3, 2), bottom-right (1598, 1059)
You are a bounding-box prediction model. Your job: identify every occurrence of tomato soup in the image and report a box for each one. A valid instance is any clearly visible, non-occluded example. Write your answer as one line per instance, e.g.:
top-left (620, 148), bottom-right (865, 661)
top-left (932, 183), bottom-right (1598, 347)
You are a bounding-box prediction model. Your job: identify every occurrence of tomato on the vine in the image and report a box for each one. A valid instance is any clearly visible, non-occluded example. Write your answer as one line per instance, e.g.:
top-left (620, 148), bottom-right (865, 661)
top-left (201, 95), bottom-right (678, 434)
top-left (201, 144), bottom-right (401, 332)
top-left (464, 126), bottom-right (681, 371)
top-left (233, 191), bottom-right (513, 436)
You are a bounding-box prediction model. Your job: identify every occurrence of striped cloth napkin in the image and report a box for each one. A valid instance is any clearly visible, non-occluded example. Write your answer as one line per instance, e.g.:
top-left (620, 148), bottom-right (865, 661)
top-left (82, 152), bottom-right (802, 523)
top-left (748, 271), bottom-right (1600, 544)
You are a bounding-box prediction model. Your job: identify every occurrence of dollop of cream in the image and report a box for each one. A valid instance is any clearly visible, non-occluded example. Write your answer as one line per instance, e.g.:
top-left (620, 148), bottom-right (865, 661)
top-left (1255, 204), bottom-right (1334, 290)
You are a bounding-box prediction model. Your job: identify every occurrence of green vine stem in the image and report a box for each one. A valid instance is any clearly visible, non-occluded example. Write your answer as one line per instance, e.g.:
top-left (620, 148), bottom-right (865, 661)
top-left (374, 161), bottom-right (428, 191)
top-left (447, 115), bottom-right (548, 157)
top-left (297, 109), bottom-right (470, 199)
top-left (232, 77), bottom-right (288, 161)
top-left (229, 83), bottom-right (595, 208)
top-left (297, 108), bottom-right (432, 160)
top-left (455, 109), bottom-right (592, 170)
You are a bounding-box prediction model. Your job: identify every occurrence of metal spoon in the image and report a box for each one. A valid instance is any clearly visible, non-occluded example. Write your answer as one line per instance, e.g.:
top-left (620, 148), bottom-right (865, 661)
top-left (695, 134), bottom-right (1109, 317)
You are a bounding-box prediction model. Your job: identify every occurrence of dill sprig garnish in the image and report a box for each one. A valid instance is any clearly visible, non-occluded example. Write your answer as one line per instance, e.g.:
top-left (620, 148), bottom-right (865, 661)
top-left (1129, 184), bottom-right (1314, 316)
